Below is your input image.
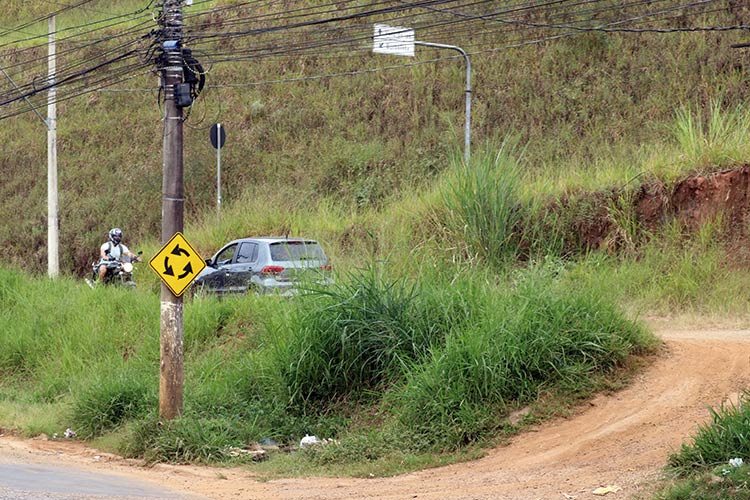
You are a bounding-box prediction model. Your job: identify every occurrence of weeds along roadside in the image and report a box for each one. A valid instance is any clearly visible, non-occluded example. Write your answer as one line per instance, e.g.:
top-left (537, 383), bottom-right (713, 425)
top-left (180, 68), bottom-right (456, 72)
top-left (2, 97), bottom-right (750, 482)
top-left (3, 107), bottom-right (750, 471)
top-left (0, 254), bottom-right (657, 469)
top-left (651, 392), bottom-right (750, 500)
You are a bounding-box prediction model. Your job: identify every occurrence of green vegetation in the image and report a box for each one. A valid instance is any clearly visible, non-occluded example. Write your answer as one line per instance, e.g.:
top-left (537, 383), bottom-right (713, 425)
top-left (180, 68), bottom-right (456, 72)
top-left (2, 1), bottom-right (749, 274)
top-left (655, 394), bottom-right (750, 500)
top-left (2, 0), bottom-right (750, 496)
top-left (0, 260), bottom-right (657, 471)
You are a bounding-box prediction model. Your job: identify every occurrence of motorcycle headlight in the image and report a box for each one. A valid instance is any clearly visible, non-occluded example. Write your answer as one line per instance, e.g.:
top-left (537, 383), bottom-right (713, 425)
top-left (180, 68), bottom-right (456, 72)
top-left (122, 262), bottom-right (134, 273)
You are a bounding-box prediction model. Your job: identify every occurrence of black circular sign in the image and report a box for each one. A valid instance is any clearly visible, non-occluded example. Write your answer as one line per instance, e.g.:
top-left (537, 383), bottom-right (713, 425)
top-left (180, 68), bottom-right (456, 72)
top-left (210, 123), bottom-right (226, 149)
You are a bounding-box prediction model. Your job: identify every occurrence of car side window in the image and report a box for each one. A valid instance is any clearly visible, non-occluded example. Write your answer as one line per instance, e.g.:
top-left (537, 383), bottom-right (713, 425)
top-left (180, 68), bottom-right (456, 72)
top-left (270, 243), bottom-right (290, 261)
top-left (215, 244), bottom-right (237, 266)
top-left (236, 242), bottom-right (258, 264)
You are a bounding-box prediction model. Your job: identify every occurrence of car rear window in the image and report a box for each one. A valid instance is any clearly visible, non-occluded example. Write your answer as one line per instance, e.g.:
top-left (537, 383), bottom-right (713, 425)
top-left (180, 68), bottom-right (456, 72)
top-left (270, 241), bottom-right (326, 262)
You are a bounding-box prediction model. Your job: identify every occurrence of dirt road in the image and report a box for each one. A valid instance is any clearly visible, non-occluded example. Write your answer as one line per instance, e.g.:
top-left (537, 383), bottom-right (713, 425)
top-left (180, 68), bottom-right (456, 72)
top-left (3, 327), bottom-right (750, 500)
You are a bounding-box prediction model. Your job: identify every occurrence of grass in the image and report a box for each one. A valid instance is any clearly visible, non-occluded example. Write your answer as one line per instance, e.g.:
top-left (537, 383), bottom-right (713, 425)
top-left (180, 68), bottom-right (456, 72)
top-left (2, 1), bottom-right (750, 495)
top-left (2, 3), bottom-right (749, 276)
top-left (655, 393), bottom-right (750, 500)
top-left (0, 259), bottom-right (658, 471)
top-left (673, 99), bottom-right (750, 171)
top-left (442, 143), bottom-right (525, 268)
top-left (668, 394), bottom-right (750, 475)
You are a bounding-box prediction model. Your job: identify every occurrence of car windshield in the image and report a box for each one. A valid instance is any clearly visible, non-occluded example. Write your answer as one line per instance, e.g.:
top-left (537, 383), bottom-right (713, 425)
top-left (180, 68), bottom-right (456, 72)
top-left (270, 241), bottom-right (325, 262)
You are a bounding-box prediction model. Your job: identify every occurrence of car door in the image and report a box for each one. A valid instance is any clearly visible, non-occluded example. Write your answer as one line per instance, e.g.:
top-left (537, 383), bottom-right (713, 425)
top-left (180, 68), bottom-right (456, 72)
top-left (230, 241), bottom-right (259, 292)
top-left (201, 243), bottom-right (238, 293)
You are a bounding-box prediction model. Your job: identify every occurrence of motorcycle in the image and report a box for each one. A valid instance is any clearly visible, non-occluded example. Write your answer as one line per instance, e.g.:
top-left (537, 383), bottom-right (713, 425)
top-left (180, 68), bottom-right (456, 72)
top-left (86, 249), bottom-right (143, 288)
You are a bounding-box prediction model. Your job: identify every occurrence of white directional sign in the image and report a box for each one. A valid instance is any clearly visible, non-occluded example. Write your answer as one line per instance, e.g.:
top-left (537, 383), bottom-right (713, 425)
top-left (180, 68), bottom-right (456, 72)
top-left (373, 23), bottom-right (415, 57)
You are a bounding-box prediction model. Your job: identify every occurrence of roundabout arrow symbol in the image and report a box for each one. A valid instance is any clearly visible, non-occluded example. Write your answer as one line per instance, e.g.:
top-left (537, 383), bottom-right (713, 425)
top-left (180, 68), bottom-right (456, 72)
top-left (178, 262), bottom-right (193, 279)
top-left (163, 256), bottom-right (174, 276)
top-left (171, 244), bottom-right (190, 257)
top-left (149, 233), bottom-right (206, 296)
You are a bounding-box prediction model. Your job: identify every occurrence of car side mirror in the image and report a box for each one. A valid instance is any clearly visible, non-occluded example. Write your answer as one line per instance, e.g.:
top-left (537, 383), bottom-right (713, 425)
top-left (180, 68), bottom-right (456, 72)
top-left (206, 258), bottom-right (214, 267)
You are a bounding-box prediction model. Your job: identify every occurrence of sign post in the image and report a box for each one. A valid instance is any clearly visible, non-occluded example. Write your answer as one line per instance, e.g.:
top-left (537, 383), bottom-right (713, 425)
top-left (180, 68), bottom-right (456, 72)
top-left (373, 24), bottom-right (471, 164)
top-left (210, 123), bottom-right (226, 213)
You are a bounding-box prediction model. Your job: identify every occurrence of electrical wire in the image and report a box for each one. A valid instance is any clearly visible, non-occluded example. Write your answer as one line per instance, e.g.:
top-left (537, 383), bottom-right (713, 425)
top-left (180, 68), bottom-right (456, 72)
top-left (0, 0), bottom-right (745, 121)
top-left (183, 0), bottom-right (738, 64)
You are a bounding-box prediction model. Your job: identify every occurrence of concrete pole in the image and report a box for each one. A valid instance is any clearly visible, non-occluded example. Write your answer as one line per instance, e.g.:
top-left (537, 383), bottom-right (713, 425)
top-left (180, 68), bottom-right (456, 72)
top-left (47, 14), bottom-right (59, 277)
top-left (159, 0), bottom-right (184, 420)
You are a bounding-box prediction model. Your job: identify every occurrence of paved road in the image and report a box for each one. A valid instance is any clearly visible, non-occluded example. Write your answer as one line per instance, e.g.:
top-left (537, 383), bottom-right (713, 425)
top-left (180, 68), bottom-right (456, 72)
top-left (0, 463), bottom-right (206, 500)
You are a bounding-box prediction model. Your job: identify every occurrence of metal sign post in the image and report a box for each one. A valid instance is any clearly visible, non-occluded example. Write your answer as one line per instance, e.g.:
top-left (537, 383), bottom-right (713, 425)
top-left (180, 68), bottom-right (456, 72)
top-left (373, 24), bottom-right (471, 164)
top-left (210, 123), bottom-right (226, 213)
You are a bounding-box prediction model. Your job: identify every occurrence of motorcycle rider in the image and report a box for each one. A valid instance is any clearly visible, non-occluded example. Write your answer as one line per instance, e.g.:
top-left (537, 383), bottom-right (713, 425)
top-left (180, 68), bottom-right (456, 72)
top-left (97, 228), bottom-right (140, 282)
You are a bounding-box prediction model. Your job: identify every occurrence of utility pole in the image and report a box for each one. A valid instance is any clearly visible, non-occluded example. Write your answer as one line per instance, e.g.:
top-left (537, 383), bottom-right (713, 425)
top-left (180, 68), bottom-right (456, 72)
top-left (0, 33), bottom-right (55, 277)
top-left (158, 0), bottom-right (185, 420)
top-left (47, 14), bottom-right (59, 278)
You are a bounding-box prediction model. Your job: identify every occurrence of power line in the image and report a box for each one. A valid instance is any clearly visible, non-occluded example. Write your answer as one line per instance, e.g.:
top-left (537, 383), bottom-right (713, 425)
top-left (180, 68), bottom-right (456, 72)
top-left (184, 0), bottom-right (737, 64)
top-left (0, 0), bottom-right (744, 121)
top-left (0, 0), bottom-right (100, 38)
top-left (0, 3), bottom-right (154, 55)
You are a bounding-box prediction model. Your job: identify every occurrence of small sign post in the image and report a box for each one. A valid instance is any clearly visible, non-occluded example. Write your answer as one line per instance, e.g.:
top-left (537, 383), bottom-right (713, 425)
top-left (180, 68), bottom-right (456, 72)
top-left (210, 123), bottom-right (226, 213)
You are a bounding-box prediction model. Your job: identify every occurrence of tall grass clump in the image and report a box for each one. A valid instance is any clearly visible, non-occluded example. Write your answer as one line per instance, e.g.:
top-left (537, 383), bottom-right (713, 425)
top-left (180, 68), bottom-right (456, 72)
top-left (564, 220), bottom-right (750, 316)
top-left (274, 265), bottom-right (482, 410)
top-left (391, 264), bottom-right (657, 450)
top-left (668, 393), bottom-right (750, 475)
top-left (0, 268), bottom-right (159, 389)
top-left (673, 99), bottom-right (750, 169)
top-left (443, 144), bottom-right (526, 268)
top-left (70, 369), bottom-right (157, 439)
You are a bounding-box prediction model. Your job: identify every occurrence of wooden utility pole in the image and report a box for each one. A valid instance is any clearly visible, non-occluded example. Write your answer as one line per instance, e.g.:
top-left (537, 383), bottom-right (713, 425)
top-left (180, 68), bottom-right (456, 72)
top-left (158, 0), bottom-right (185, 420)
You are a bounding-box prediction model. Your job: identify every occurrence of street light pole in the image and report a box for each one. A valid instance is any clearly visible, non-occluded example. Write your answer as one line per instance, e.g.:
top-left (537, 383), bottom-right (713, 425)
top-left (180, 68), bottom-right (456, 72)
top-left (373, 25), bottom-right (472, 165)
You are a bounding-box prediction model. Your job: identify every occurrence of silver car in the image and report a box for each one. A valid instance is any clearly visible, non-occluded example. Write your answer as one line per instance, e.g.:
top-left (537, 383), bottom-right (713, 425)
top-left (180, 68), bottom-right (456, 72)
top-left (192, 237), bottom-right (332, 295)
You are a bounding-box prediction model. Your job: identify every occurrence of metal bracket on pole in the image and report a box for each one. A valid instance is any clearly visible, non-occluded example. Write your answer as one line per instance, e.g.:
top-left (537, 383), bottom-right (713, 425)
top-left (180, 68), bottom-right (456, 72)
top-left (415, 41), bottom-right (471, 164)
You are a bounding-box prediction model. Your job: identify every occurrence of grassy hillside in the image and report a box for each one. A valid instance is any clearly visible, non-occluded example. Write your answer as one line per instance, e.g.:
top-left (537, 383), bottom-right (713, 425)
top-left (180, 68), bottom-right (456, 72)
top-left (1, 1), bottom-right (749, 275)
top-left (3, 1), bottom-right (750, 495)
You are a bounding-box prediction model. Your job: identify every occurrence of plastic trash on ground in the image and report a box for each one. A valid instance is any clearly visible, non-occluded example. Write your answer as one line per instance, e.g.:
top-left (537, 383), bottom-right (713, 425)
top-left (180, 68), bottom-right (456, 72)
top-left (299, 434), bottom-right (321, 448)
top-left (592, 485), bottom-right (622, 496)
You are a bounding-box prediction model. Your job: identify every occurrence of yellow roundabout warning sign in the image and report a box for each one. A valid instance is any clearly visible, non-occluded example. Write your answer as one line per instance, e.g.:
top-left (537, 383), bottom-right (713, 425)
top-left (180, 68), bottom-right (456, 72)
top-left (149, 232), bottom-right (206, 297)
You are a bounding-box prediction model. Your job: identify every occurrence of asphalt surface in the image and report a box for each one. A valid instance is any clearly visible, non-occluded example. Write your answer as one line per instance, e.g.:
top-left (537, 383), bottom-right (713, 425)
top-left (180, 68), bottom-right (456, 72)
top-left (0, 463), bottom-right (205, 500)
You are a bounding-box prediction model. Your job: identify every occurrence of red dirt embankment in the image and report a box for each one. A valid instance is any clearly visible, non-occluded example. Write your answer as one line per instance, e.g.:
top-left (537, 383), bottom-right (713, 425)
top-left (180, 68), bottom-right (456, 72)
top-left (573, 165), bottom-right (750, 253)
